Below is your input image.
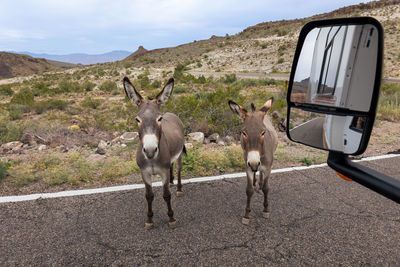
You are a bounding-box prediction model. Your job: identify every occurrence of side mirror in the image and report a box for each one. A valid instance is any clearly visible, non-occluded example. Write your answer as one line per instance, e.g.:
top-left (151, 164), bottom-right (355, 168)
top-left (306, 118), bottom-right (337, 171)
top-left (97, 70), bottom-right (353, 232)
top-left (286, 17), bottom-right (400, 204)
top-left (286, 17), bottom-right (383, 155)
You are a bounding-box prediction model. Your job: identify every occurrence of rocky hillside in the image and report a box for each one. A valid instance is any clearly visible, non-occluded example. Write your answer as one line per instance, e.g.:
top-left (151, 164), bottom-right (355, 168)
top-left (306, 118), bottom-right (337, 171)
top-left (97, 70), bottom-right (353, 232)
top-left (0, 52), bottom-right (65, 79)
top-left (122, 0), bottom-right (400, 78)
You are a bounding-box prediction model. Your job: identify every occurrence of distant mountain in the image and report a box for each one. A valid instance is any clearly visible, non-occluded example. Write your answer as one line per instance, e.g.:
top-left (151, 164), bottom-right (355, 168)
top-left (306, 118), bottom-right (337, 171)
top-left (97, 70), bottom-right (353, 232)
top-left (0, 52), bottom-right (62, 79)
top-left (15, 50), bottom-right (131, 65)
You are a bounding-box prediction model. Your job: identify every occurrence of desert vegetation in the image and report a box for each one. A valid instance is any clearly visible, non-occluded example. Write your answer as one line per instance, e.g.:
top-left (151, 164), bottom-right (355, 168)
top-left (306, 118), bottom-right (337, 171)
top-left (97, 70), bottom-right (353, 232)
top-left (1, 0), bottom-right (399, 195)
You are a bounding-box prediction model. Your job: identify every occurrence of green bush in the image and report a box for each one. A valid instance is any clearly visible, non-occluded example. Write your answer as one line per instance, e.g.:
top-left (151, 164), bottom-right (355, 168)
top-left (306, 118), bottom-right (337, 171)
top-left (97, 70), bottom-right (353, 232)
top-left (34, 99), bottom-right (68, 114)
top-left (8, 104), bottom-right (28, 120)
top-left (0, 161), bottom-right (10, 181)
top-left (0, 84), bottom-right (14, 96)
top-left (99, 81), bottom-right (117, 92)
top-left (277, 58), bottom-right (284, 64)
top-left (58, 79), bottom-right (82, 93)
top-left (0, 116), bottom-right (25, 143)
top-left (224, 74), bottom-right (237, 84)
top-left (81, 81), bottom-right (96, 92)
top-left (10, 88), bottom-right (34, 107)
top-left (81, 96), bottom-right (102, 109)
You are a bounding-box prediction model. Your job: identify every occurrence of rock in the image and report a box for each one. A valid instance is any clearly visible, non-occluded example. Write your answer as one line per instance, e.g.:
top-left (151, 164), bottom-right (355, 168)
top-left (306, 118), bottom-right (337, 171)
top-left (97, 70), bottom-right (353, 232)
top-left (98, 140), bottom-right (107, 149)
top-left (208, 133), bottom-right (219, 143)
top-left (217, 136), bottom-right (226, 146)
top-left (121, 144), bottom-right (127, 148)
top-left (34, 135), bottom-right (49, 145)
top-left (38, 144), bottom-right (47, 151)
top-left (188, 132), bottom-right (205, 143)
top-left (96, 140), bottom-right (107, 155)
top-left (185, 142), bottom-right (193, 149)
top-left (111, 136), bottom-right (121, 145)
top-left (59, 145), bottom-right (69, 153)
top-left (272, 111), bottom-right (280, 119)
top-left (2, 141), bottom-right (24, 153)
top-left (203, 138), bottom-right (210, 144)
top-left (21, 133), bottom-right (35, 145)
top-left (96, 147), bottom-right (106, 155)
top-left (225, 135), bottom-right (236, 144)
top-left (87, 154), bottom-right (106, 163)
top-left (120, 132), bottom-right (139, 143)
top-left (217, 140), bottom-right (226, 146)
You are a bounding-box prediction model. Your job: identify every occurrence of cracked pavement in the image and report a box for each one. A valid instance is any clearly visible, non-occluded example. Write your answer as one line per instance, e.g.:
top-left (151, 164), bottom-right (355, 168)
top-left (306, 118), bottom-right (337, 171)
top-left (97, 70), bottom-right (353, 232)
top-left (1, 157), bottom-right (399, 266)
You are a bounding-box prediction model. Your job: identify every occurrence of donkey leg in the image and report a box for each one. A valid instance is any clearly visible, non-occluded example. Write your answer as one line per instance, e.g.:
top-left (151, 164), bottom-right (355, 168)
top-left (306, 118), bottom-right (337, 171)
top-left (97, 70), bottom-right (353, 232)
top-left (170, 163), bottom-right (175, 185)
top-left (176, 153), bottom-right (183, 196)
top-left (261, 171), bottom-right (271, 219)
top-left (162, 172), bottom-right (176, 228)
top-left (243, 172), bottom-right (255, 225)
top-left (144, 183), bottom-right (154, 229)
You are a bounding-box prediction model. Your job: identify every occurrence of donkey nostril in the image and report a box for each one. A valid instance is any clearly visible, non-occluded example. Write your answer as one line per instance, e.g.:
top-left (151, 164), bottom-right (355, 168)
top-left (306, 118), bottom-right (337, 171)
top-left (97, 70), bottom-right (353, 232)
top-left (143, 148), bottom-right (147, 153)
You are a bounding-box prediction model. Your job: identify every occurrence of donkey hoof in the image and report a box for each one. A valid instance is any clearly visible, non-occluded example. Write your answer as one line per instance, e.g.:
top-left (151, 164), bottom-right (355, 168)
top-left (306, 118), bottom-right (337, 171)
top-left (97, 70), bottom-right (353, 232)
top-left (262, 211), bottom-right (270, 219)
top-left (176, 190), bottom-right (183, 197)
top-left (145, 222), bottom-right (153, 230)
top-left (169, 220), bottom-right (177, 229)
top-left (242, 217), bottom-right (250, 225)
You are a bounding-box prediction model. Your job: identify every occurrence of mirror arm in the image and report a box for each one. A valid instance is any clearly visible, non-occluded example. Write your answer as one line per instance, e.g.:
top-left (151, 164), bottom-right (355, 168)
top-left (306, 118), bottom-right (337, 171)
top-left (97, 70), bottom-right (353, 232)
top-left (327, 151), bottom-right (400, 204)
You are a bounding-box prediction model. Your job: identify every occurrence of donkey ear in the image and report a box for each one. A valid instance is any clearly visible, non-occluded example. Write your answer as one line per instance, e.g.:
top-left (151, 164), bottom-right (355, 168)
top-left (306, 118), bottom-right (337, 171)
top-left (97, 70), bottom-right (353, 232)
top-left (260, 97), bottom-right (274, 113)
top-left (228, 100), bottom-right (247, 120)
top-left (123, 77), bottom-right (143, 106)
top-left (156, 78), bottom-right (174, 105)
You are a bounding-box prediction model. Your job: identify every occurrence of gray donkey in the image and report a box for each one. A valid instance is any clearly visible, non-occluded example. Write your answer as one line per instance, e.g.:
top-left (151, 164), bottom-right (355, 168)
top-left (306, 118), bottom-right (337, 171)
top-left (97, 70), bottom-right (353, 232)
top-left (123, 77), bottom-right (185, 229)
top-left (228, 98), bottom-right (278, 225)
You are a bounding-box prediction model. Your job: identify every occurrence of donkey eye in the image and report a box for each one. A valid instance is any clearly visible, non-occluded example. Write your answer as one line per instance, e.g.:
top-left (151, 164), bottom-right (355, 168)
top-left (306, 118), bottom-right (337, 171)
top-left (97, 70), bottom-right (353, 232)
top-left (135, 117), bottom-right (141, 124)
top-left (241, 131), bottom-right (247, 137)
top-left (157, 116), bottom-right (163, 122)
top-left (261, 130), bottom-right (266, 136)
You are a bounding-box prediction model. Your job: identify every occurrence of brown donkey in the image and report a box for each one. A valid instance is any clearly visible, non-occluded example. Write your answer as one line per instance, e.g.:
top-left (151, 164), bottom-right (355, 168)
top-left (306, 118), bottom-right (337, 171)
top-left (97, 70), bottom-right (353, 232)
top-left (228, 98), bottom-right (278, 225)
top-left (123, 77), bottom-right (185, 229)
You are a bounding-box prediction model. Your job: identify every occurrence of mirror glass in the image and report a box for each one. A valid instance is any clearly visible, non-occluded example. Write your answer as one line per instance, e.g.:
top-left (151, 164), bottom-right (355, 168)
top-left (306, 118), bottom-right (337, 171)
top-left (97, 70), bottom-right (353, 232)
top-left (291, 24), bottom-right (378, 112)
top-left (289, 108), bottom-right (367, 154)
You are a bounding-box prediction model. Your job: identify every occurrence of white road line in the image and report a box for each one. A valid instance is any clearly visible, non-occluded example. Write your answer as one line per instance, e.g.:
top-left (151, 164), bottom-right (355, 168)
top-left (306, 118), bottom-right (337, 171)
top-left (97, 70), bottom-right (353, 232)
top-left (1, 153), bottom-right (399, 204)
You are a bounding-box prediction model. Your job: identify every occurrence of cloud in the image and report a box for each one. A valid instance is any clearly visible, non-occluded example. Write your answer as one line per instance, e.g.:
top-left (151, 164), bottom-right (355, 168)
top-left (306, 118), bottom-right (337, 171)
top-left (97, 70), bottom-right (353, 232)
top-left (0, 0), bottom-right (365, 53)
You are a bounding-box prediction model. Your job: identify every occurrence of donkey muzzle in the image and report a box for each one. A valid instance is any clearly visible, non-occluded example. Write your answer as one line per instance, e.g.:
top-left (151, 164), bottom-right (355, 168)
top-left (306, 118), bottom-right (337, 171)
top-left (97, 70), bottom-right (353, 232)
top-left (247, 151), bottom-right (261, 172)
top-left (143, 147), bottom-right (158, 159)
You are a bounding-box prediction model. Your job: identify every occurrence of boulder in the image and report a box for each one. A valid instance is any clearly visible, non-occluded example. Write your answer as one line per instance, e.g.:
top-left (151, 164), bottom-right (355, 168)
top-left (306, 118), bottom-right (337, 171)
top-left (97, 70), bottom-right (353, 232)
top-left (38, 144), bottom-right (47, 151)
top-left (208, 133), bottom-right (219, 143)
top-left (2, 141), bottom-right (24, 153)
top-left (185, 142), bottom-right (194, 149)
top-left (188, 132), bottom-right (204, 143)
top-left (120, 132), bottom-right (139, 143)
top-left (21, 133), bottom-right (35, 145)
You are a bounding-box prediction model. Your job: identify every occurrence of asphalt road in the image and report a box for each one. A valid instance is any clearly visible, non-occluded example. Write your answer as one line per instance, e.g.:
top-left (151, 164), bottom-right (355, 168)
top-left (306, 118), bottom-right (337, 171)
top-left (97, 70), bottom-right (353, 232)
top-left (1, 156), bottom-right (399, 266)
top-left (290, 117), bottom-right (325, 148)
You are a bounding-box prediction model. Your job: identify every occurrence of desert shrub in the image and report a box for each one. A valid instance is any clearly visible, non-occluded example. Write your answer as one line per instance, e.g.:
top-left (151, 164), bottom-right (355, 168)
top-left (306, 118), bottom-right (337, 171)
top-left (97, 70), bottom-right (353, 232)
top-left (10, 88), bottom-right (34, 107)
top-left (58, 79), bottom-right (82, 93)
top-left (151, 80), bottom-right (161, 89)
top-left (0, 116), bottom-right (25, 143)
top-left (224, 74), bottom-right (237, 84)
top-left (8, 104), bottom-right (28, 120)
top-left (81, 81), bottom-right (96, 92)
top-left (378, 83), bottom-right (400, 121)
top-left (81, 96), bottom-right (102, 109)
top-left (0, 161), bottom-right (10, 181)
top-left (99, 81), bottom-right (117, 92)
top-left (34, 99), bottom-right (68, 114)
top-left (31, 82), bottom-right (52, 96)
top-left (0, 84), bottom-right (14, 96)
top-left (277, 58), bottom-right (284, 64)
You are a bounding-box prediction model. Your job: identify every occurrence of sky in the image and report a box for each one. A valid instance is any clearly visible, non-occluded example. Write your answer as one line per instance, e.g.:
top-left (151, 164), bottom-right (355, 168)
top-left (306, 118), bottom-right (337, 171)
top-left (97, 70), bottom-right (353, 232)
top-left (0, 0), bottom-right (366, 55)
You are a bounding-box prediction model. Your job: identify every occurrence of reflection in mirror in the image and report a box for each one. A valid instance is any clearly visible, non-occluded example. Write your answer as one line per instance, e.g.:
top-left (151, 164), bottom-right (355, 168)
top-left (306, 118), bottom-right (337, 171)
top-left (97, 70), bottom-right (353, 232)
top-left (291, 24), bottom-right (378, 112)
top-left (289, 108), bottom-right (366, 154)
